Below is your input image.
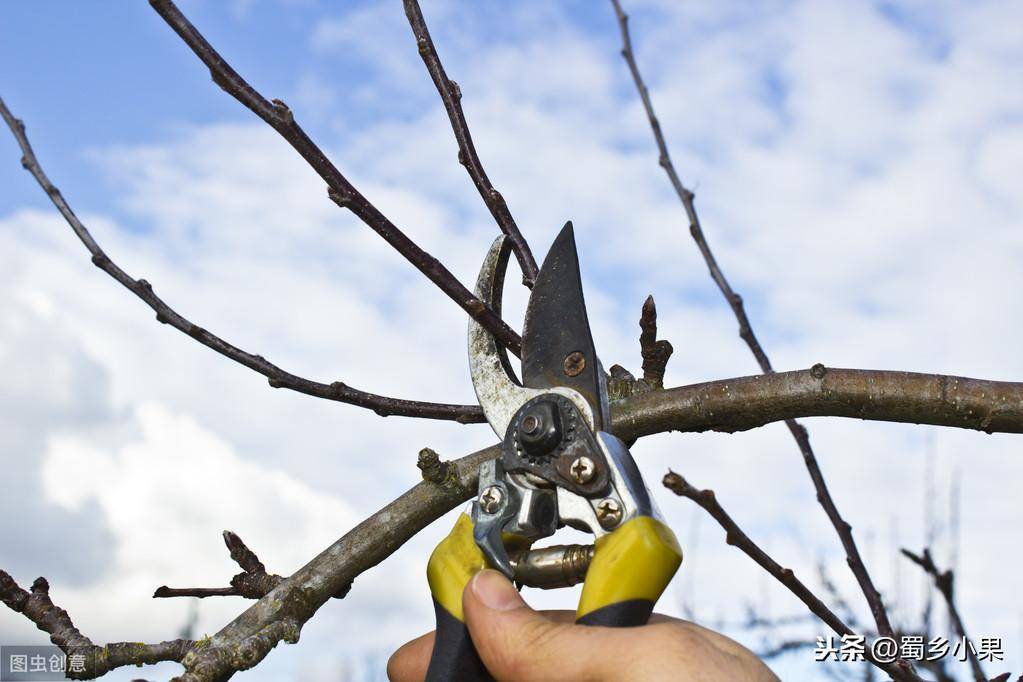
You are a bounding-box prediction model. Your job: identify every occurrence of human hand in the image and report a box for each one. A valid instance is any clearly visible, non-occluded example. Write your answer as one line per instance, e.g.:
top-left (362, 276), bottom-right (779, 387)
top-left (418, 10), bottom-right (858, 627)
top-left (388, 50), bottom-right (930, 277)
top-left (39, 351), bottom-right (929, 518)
top-left (388, 569), bottom-right (779, 681)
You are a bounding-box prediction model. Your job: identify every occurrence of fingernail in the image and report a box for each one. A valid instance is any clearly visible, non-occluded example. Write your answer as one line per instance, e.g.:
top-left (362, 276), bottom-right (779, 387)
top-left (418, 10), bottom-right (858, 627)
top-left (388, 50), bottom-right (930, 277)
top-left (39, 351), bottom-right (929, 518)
top-left (471, 569), bottom-right (523, 611)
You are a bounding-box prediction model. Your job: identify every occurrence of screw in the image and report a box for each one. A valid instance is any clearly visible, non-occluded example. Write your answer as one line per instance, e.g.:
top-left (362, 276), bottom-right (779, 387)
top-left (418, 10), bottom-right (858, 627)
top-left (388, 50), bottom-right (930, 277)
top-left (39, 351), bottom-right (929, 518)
top-left (596, 498), bottom-right (622, 529)
top-left (479, 485), bottom-right (505, 514)
top-left (563, 351), bottom-right (586, 377)
top-left (569, 456), bottom-right (595, 484)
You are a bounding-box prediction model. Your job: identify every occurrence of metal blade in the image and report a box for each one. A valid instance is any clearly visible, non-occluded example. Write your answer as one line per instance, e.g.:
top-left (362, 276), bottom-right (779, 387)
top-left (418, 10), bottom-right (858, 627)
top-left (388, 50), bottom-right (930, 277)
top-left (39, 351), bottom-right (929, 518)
top-left (469, 234), bottom-right (598, 438)
top-left (521, 222), bottom-right (605, 430)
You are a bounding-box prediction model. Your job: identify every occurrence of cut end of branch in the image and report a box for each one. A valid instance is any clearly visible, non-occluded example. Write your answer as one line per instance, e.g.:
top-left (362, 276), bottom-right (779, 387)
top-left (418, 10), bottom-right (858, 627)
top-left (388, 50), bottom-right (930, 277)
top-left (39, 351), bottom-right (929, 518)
top-left (417, 447), bottom-right (454, 486)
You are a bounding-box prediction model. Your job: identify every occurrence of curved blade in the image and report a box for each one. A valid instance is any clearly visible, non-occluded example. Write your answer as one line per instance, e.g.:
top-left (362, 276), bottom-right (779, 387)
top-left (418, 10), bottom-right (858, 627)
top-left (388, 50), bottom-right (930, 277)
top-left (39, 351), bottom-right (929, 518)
top-left (521, 222), bottom-right (605, 430)
top-left (469, 235), bottom-right (596, 438)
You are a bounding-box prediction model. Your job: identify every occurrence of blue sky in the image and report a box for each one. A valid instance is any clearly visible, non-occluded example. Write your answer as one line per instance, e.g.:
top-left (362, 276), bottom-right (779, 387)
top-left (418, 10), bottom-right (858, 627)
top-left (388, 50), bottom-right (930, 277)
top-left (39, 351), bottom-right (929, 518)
top-left (2, 1), bottom-right (1022, 680)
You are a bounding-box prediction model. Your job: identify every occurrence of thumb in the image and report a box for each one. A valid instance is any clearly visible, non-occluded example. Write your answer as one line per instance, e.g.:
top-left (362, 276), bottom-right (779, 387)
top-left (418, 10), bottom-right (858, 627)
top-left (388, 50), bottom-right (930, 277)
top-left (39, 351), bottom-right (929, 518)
top-left (463, 570), bottom-right (605, 680)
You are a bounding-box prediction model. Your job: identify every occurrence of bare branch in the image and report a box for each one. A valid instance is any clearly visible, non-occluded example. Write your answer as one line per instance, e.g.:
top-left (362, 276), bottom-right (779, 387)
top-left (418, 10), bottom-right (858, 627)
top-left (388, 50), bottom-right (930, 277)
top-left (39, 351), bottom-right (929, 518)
top-left (0, 571), bottom-right (193, 679)
top-left (901, 548), bottom-right (986, 682)
top-left (147, 0), bottom-right (522, 355)
top-left (168, 445), bottom-right (497, 681)
top-left (154, 531), bottom-right (351, 602)
top-left (610, 0), bottom-right (898, 644)
top-left (662, 471), bottom-right (916, 682)
top-left (0, 96), bottom-right (486, 424)
top-left (639, 294), bottom-right (673, 388)
top-left (402, 0), bottom-right (539, 287)
top-left (612, 366), bottom-right (1023, 438)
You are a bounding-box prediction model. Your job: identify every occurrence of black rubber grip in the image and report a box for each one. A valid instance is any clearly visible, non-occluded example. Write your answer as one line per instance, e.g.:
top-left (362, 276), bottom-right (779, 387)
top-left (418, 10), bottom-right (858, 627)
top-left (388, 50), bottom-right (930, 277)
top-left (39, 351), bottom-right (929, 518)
top-left (425, 599), bottom-right (493, 682)
top-left (576, 599), bottom-right (654, 627)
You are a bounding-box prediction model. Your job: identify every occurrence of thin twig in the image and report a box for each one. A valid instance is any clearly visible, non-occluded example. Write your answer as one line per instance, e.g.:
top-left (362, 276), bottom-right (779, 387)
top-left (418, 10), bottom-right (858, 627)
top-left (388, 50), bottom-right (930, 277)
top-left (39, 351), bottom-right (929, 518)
top-left (0, 97), bottom-right (485, 424)
top-left (154, 531), bottom-right (351, 601)
top-left (0, 572), bottom-right (193, 679)
top-left (148, 0), bottom-right (522, 355)
top-left (639, 294), bottom-right (673, 388)
top-left (402, 0), bottom-right (539, 288)
top-left (610, 0), bottom-right (900, 650)
top-left (662, 471), bottom-right (917, 681)
top-left (901, 548), bottom-right (986, 682)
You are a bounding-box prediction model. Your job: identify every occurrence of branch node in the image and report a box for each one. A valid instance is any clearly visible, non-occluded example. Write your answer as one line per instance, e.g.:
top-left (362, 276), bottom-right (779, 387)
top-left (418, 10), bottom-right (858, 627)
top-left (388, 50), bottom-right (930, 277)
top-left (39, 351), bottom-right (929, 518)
top-left (326, 187), bottom-right (353, 209)
top-left (810, 363), bottom-right (827, 380)
top-left (417, 447), bottom-right (454, 486)
top-left (270, 98), bottom-right (294, 124)
top-left (448, 79), bottom-right (461, 100)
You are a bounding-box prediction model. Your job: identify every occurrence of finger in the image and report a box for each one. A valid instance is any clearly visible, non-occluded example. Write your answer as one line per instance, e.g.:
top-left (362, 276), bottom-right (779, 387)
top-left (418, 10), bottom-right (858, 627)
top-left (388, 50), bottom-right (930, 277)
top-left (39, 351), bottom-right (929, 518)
top-left (386, 631), bottom-right (434, 682)
top-left (462, 570), bottom-right (607, 680)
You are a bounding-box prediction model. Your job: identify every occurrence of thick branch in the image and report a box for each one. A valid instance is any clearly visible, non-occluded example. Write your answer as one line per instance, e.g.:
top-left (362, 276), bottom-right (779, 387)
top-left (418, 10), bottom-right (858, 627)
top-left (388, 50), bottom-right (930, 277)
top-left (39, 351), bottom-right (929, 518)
top-left (662, 471), bottom-right (916, 681)
top-left (0, 572), bottom-right (193, 679)
top-left (0, 96), bottom-right (485, 423)
top-left (612, 0), bottom-right (897, 643)
top-left (612, 366), bottom-right (1023, 437)
top-left (402, 0), bottom-right (539, 287)
top-left (168, 446), bottom-right (496, 681)
top-left (147, 0), bottom-right (521, 355)
top-left (901, 548), bottom-right (986, 682)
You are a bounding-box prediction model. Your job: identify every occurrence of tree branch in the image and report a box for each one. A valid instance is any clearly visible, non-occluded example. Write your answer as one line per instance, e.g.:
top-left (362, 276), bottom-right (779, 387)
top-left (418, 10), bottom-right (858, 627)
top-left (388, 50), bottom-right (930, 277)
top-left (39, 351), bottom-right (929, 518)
top-left (164, 446), bottom-right (495, 681)
top-left (0, 572), bottom-right (193, 680)
top-left (402, 0), bottom-right (539, 288)
top-left (639, 294), bottom-right (673, 388)
top-left (662, 471), bottom-right (916, 681)
top-left (901, 548), bottom-right (986, 682)
top-left (147, 0), bottom-right (522, 355)
top-left (610, 0), bottom-right (899, 646)
top-left (153, 531), bottom-right (351, 601)
top-left (0, 96), bottom-right (486, 424)
top-left (612, 366), bottom-right (1023, 437)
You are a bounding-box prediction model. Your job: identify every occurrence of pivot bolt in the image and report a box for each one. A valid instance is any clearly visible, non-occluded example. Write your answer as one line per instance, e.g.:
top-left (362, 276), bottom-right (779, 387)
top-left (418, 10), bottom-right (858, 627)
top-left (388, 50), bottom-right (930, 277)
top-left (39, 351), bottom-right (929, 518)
top-left (479, 485), bottom-right (505, 514)
top-left (521, 414), bottom-right (541, 436)
top-left (518, 400), bottom-right (562, 458)
top-left (596, 498), bottom-right (622, 529)
top-left (569, 456), bottom-right (596, 484)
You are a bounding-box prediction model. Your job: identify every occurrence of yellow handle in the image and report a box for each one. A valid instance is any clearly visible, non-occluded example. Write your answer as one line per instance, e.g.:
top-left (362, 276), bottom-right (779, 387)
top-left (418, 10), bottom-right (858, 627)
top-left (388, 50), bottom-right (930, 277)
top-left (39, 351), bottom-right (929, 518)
top-left (425, 514), bottom-right (491, 681)
top-left (427, 513), bottom-right (488, 622)
top-left (576, 516), bottom-right (682, 624)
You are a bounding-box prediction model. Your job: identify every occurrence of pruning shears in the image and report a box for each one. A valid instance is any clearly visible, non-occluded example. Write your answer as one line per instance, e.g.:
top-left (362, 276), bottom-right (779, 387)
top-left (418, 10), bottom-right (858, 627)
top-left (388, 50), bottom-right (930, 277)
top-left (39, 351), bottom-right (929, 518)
top-left (424, 223), bottom-right (683, 680)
